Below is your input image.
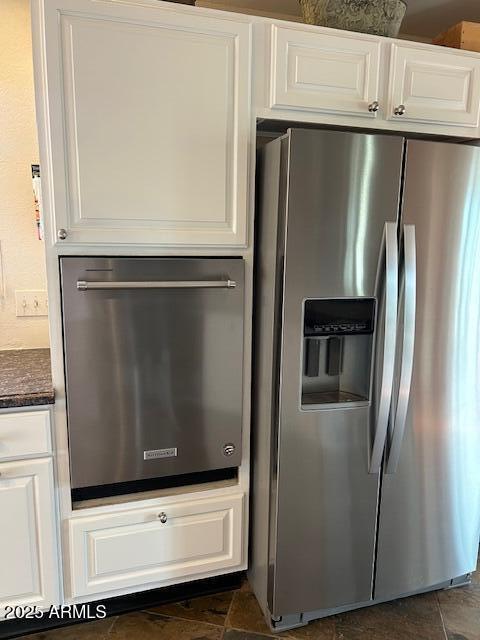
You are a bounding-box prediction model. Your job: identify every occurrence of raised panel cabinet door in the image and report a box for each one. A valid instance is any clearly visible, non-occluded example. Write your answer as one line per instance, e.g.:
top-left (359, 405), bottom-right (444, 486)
top-left (69, 493), bottom-right (244, 597)
top-left (387, 43), bottom-right (480, 127)
top-left (33, 0), bottom-right (251, 246)
top-left (0, 458), bottom-right (59, 615)
top-left (270, 24), bottom-right (381, 117)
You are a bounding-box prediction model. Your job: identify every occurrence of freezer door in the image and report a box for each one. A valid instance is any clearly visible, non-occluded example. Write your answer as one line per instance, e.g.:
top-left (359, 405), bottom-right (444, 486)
top-left (270, 130), bottom-right (404, 616)
top-left (61, 257), bottom-right (244, 490)
top-left (375, 141), bottom-right (480, 599)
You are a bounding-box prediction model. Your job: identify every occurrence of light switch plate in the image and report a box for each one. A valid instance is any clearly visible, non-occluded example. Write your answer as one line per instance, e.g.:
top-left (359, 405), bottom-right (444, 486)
top-left (15, 290), bottom-right (48, 317)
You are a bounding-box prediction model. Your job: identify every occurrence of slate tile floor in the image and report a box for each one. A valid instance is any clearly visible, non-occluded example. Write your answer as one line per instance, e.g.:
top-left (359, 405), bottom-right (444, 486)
top-left (18, 563), bottom-right (480, 640)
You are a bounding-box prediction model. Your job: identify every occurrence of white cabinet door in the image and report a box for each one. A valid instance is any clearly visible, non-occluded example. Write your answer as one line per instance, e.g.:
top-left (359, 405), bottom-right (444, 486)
top-left (0, 458), bottom-right (59, 615)
top-left (387, 43), bottom-right (480, 127)
top-left (270, 24), bottom-right (381, 118)
top-left (35, 0), bottom-right (251, 246)
top-left (69, 493), bottom-right (243, 597)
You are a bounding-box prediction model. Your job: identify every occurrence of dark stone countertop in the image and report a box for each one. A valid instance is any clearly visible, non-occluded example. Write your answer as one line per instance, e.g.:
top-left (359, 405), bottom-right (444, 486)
top-left (0, 349), bottom-right (54, 409)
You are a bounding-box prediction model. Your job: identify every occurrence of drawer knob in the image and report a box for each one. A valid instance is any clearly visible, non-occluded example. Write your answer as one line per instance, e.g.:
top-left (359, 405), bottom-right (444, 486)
top-left (57, 228), bottom-right (68, 240)
top-left (158, 512), bottom-right (167, 524)
top-left (394, 104), bottom-right (406, 116)
top-left (368, 101), bottom-right (380, 113)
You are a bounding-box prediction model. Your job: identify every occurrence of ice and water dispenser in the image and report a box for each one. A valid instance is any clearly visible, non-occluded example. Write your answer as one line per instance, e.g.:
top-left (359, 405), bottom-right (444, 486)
top-left (302, 299), bottom-right (376, 409)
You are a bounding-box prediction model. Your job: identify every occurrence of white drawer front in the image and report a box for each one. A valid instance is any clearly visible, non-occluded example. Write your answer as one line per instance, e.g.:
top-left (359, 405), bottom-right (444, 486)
top-left (69, 493), bottom-right (244, 597)
top-left (0, 411), bottom-right (51, 461)
top-left (388, 43), bottom-right (480, 127)
top-left (270, 24), bottom-right (381, 117)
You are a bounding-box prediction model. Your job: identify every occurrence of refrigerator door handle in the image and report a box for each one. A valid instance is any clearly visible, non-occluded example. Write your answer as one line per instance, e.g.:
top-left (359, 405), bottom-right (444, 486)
top-left (386, 224), bottom-right (417, 474)
top-left (369, 222), bottom-right (398, 474)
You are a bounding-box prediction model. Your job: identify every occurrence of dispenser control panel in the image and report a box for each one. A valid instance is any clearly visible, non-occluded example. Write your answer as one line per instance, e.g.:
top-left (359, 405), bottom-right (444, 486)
top-left (304, 299), bottom-right (375, 337)
top-left (310, 321), bottom-right (369, 335)
top-left (302, 298), bottom-right (376, 408)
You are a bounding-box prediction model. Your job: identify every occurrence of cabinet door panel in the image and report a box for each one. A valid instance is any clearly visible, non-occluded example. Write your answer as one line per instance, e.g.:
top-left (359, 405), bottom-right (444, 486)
top-left (387, 43), bottom-right (480, 127)
top-left (37, 0), bottom-right (251, 246)
top-left (69, 493), bottom-right (244, 597)
top-left (0, 459), bottom-right (59, 614)
top-left (270, 24), bottom-right (381, 117)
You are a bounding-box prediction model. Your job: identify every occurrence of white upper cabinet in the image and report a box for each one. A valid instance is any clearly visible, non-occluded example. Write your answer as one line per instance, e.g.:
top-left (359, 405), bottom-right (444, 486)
top-left (36, 0), bottom-right (251, 246)
top-left (265, 23), bottom-right (480, 134)
top-left (387, 43), bottom-right (480, 127)
top-left (269, 24), bottom-right (381, 117)
top-left (33, 2), bottom-right (480, 250)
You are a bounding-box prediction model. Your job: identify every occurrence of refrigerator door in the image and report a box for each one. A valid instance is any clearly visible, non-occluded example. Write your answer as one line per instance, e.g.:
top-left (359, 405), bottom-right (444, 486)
top-left (375, 140), bottom-right (480, 599)
top-left (270, 130), bottom-right (404, 616)
top-left (61, 257), bottom-right (244, 491)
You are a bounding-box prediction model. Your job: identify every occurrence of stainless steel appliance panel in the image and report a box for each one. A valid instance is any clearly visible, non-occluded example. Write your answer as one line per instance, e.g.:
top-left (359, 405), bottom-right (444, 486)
top-left (271, 130), bottom-right (405, 615)
top-left (61, 257), bottom-right (244, 489)
top-left (375, 141), bottom-right (480, 598)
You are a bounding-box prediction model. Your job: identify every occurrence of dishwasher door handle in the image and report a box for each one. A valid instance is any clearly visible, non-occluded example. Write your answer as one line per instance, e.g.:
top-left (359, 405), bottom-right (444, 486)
top-left (77, 280), bottom-right (237, 290)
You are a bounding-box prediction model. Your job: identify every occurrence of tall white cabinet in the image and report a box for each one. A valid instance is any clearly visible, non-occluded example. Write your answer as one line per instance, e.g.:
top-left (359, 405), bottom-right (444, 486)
top-left (36, 0), bottom-right (251, 247)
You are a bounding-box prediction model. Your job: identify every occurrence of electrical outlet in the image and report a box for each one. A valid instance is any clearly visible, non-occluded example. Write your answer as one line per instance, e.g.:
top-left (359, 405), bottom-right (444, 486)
top-left (15, 290), bottom-right (48, 317)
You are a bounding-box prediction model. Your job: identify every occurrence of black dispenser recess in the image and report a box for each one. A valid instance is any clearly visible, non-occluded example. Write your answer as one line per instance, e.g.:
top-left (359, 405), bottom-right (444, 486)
top-left (302, 298), bottom-right (376, 409)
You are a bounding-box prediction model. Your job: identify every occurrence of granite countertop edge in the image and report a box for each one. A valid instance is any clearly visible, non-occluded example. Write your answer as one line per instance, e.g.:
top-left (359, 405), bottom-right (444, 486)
top-left (0, 391), bottom-right (55, 410)
top-left (0, 349), bottom-right (55, 411)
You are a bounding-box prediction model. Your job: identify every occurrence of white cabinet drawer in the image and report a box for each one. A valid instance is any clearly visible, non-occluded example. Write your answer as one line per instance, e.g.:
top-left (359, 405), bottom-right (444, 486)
top-left (270, 24), bottom-right (381, 118)
top-left (0, 411), bottom-right (51, 461)
top-left (69, 493), bottom-right (244, 597)
top-left (387, 43), bottom-right (480, 127)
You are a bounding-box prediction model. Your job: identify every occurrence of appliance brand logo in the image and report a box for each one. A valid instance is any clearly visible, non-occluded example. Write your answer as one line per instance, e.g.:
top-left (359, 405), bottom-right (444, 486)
top-left (143, 447), bottom-right (177, 460)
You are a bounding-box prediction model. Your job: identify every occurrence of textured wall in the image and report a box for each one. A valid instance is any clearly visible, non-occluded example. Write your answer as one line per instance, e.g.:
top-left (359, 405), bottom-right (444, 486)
top-left (0, 0), bottom-right (49, 350)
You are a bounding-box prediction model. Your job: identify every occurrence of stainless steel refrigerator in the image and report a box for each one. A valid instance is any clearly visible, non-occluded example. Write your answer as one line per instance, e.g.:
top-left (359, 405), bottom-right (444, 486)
top-left (250, 129), bottom-right (480, 631)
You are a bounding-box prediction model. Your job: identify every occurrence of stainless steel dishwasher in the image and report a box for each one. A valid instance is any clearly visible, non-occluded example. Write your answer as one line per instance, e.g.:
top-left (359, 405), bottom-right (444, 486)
top-left (60, 257), bottom-right (244, 498)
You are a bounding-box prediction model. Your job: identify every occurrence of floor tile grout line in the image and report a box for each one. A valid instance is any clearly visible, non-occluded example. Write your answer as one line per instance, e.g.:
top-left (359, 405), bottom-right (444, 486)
top-left (227, 625), bottom-right (281, 639)
top-left (139, 609), bottom-right (226, 630)
top-left (223, 587), bottom-right (237, 629)
top-left (105, 614), bottom-right (118, 635)
top-left (435, 592), bottom-right (449, 640)
top-left (331, 619), bottom-right (337, 640)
